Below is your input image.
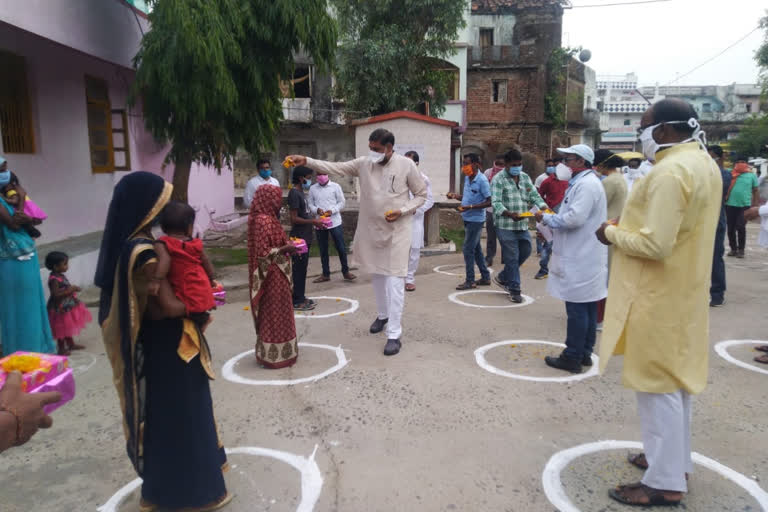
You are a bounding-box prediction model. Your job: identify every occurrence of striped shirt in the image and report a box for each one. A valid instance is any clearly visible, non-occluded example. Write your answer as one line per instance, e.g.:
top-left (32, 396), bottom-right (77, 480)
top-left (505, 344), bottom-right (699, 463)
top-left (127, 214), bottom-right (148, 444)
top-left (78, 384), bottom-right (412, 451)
top-left (491, 171), bottom-right (547, 231)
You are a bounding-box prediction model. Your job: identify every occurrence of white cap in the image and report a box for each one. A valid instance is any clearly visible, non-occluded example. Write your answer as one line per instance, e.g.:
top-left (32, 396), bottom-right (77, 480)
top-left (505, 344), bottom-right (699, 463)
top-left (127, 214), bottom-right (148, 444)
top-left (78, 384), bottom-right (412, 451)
top-left (557, 144), bottom-right (595, 164)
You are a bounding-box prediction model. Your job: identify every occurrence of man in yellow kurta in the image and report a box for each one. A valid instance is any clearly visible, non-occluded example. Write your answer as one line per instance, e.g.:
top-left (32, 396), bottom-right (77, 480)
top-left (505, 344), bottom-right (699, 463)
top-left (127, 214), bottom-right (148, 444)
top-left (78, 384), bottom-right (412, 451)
top-left (596, 100), bottom-right (721, 507)
top-left (287, 128), bottom-right (427, 356)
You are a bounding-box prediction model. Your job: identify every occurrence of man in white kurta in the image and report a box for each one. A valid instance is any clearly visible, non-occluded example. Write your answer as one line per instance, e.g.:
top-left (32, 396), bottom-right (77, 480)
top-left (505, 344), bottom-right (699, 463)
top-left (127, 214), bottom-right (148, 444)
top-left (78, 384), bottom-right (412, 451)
top-left (288, 129), bottom-right (427, 356)
top-left (404, 151), bottom-right (434, 291)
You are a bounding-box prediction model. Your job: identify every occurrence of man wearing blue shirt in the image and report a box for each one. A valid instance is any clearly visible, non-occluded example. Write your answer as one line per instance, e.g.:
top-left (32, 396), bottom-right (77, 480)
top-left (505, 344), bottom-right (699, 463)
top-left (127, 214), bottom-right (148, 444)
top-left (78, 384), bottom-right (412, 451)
top-left (447, 154), bottom-right (492, 290)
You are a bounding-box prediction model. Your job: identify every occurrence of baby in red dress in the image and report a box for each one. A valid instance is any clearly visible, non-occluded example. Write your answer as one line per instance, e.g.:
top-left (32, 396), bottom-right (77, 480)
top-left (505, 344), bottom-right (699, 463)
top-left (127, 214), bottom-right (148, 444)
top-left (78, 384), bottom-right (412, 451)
top-left (152, 201), bottom-right (216, 330)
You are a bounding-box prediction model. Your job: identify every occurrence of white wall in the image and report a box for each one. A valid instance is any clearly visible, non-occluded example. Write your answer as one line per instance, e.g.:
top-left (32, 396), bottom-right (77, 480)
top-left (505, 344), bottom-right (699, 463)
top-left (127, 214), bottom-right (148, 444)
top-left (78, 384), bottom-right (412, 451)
top-left (355, 118), bottom-right (454, 200)
top-left (0, 0), bottom-right (148, 70)
top-left (467, 14), bottom-right (516, 46)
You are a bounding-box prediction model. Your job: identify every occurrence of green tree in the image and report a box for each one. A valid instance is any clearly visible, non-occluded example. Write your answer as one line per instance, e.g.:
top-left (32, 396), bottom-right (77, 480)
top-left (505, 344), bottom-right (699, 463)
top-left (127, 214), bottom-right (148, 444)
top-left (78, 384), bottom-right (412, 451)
top-left (330, 0), bottom-right (466, 118)
top-left (729, 114), bottom-right (768, 157)
top-left (132, 0), bottom-right (337, 202)
top-left (757, 12), bottom-right (768, 96)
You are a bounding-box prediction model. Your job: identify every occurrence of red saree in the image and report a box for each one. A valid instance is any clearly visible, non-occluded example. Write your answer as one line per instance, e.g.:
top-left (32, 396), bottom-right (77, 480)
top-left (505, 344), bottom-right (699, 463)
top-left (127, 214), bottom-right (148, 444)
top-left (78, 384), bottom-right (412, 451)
top-left (248, 185), bottom-right (298, 368)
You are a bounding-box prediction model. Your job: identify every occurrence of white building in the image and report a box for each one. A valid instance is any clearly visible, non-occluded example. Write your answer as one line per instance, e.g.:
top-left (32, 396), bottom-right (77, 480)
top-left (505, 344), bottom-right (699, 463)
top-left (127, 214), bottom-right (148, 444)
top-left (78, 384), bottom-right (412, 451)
top-left (596, 73), bottom-right (648, 151)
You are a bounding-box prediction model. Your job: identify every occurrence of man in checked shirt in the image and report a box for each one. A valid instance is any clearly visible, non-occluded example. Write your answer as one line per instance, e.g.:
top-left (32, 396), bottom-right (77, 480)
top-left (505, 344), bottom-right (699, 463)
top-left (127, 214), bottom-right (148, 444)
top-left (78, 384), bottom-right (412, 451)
top-left (491, 149), bottom-right (548, 303)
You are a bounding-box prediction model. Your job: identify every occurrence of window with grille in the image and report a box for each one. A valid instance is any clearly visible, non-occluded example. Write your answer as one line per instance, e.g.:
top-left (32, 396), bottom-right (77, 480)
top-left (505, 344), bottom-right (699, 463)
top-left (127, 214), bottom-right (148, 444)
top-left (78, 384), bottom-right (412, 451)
top-left (85, 76), bottom-right (115, 173)
top-left (0, 51), bottom-right (35, 154)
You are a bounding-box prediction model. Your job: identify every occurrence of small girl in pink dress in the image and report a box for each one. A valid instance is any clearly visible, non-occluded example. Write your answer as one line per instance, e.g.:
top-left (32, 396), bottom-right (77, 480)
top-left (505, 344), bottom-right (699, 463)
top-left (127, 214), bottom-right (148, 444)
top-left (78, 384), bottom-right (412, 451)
top-left (45, 251), bottom-right (93, 355)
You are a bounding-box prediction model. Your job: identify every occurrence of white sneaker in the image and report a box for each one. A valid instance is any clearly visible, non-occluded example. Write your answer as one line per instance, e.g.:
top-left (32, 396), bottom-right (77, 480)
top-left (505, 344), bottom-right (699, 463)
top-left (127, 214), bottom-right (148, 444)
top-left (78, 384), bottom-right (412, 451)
top-left (596, 322), bottom-right (603, 332)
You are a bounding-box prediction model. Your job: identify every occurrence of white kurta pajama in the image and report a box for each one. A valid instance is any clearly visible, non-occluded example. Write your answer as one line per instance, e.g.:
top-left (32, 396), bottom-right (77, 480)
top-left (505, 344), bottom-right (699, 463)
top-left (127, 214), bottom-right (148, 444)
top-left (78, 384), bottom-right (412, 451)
top-left (407, 173), bottom-right (434, 285)
top-left (305, 155), bottom-right (427, 339)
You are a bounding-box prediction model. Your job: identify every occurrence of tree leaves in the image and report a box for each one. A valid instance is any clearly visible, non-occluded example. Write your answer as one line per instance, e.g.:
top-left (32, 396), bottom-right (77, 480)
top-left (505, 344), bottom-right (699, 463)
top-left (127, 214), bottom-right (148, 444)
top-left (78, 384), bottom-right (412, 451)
top-left (132, 0), bottom-right (337, 198)
top-left (330, 0), bottom-right (466, 117)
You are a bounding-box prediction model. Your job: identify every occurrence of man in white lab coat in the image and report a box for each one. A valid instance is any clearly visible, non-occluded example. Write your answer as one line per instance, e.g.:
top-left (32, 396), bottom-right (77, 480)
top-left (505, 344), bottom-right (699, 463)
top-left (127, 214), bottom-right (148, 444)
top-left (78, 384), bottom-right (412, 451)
top-left (536, 144), bottom-right (608, 374)
top-left (287, 129), bottom-right (427, 356)
top-left (404, 151), bottom-right (434, 292)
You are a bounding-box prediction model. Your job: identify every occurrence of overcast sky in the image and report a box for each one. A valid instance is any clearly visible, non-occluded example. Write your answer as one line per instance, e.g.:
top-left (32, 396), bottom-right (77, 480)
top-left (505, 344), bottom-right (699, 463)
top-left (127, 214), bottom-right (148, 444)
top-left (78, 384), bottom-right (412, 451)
top-left (562, 0), bottom-right (766, 86)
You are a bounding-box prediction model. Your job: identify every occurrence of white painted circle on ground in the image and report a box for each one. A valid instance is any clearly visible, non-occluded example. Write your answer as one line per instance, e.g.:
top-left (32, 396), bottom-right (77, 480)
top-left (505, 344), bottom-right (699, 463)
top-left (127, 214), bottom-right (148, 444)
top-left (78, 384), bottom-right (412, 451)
top-left (97, 445), bottom-right (323, 512)
top-left (69, 352), bottom-right (98, 376)
top-left (433, 264), bottom-right (494, 277)
top-left (295, 296), bottom-right (359, 319)
top-left (474, 340), bottom-right (598, 383)
top-left (449, 290), bottom-right (534, 309)
top-left (542, 440), bottom-right (768, 512)
top-left (714, 339), bottom-right (768, 376)
top-left (222, 343), bottom-right (348, 386)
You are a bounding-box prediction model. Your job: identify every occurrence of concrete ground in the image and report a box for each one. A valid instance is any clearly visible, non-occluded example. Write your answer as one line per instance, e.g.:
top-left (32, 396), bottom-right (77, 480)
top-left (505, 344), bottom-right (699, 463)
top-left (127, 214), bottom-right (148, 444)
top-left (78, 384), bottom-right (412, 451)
top-left (2, 225), bottom-right (768, 512)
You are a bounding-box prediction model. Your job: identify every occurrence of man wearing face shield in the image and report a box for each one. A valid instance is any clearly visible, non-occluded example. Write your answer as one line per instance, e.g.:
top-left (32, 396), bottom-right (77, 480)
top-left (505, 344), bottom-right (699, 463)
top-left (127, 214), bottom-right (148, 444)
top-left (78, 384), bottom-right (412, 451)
top-left (595, 99), bottom-right (721, 507)
top-left (286, 129), bottom-right (427, 357)
top-left (535, 144), bottom-right (607, 374)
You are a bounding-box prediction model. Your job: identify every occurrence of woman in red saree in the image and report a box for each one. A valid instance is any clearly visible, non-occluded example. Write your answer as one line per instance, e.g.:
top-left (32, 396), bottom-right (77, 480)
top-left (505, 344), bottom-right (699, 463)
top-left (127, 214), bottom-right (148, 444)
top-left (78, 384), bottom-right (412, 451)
top-left (248, 185), bottom-right (299, 368)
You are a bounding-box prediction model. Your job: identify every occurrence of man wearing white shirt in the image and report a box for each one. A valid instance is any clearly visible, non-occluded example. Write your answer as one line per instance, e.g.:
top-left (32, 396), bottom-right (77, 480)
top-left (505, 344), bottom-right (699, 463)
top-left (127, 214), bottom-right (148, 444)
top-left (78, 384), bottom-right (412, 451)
top-left (243, 159), bottom-right (280, 210)
top-left (536, 144), bottom-right (607, 374)
top-left (404, 151), bottom-right (434, 292)
top-left (308, 170), bottom-right (356, 283)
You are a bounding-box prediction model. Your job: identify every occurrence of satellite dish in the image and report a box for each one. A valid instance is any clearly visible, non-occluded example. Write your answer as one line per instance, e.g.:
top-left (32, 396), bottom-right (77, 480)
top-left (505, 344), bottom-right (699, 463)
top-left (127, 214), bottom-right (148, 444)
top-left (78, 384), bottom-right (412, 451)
top-left (579, 49), bottom-right (592, 63)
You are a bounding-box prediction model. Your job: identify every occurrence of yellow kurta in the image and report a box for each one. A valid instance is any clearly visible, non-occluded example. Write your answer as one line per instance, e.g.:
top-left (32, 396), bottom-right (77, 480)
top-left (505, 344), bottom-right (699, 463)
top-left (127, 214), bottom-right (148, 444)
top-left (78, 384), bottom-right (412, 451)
top-left (306, 154), bottom-right (427, 277)
top-left (599, 142), bottom-right (721, 394)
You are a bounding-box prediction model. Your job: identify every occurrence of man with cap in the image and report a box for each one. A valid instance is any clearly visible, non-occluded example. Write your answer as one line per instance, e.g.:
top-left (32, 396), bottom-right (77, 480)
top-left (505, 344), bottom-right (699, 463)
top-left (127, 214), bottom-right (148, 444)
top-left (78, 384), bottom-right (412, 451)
top-left (595, 99), bottom-right (720, 507)
top-left (286, 128), bottom-right (427, 357)
top-left (536, 144), bottom-right (607, 373)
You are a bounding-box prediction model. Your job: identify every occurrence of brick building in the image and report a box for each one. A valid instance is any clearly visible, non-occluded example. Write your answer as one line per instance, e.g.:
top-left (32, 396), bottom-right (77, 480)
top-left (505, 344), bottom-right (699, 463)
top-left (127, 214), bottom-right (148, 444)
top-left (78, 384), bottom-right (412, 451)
top-left (463, 0), bottom-right (588, 171)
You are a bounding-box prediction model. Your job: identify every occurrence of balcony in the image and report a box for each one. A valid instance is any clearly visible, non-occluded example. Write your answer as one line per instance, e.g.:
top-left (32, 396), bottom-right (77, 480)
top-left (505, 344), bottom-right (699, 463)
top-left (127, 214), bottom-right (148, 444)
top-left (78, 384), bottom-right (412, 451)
top-left (282, 98), bottom-right (312, 123)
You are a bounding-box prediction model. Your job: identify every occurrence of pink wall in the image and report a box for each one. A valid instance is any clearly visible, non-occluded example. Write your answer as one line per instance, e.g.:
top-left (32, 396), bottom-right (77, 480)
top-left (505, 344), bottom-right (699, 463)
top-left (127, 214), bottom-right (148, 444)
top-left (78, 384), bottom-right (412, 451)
top-left (0, 23), bottom-right (234, 244)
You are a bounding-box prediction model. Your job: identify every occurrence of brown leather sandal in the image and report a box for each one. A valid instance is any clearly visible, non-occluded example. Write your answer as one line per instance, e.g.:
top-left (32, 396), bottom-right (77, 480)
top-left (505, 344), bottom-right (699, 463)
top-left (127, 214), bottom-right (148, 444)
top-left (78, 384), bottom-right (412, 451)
top-left (755, 345), bottom-right (768, 353)
top-left (754, 354), bottom-right (768, 365)
top-left (609, 482), bottom-right (683, 507)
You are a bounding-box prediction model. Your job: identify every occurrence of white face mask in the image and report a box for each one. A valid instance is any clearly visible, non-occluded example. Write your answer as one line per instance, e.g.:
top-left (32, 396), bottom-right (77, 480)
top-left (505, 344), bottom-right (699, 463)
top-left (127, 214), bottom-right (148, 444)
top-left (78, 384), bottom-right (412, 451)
top-left (639, 118), bottom-right (707, 161)
top-left (368, 150), bottom-right (387, 164)
top-left (555, 163), bottom-right (572, 181)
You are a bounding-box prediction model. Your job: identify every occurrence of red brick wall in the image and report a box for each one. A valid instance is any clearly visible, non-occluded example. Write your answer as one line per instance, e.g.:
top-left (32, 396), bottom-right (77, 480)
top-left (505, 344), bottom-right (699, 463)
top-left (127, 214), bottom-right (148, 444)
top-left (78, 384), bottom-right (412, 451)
top-left (467, 68), bottom-right (546, 124)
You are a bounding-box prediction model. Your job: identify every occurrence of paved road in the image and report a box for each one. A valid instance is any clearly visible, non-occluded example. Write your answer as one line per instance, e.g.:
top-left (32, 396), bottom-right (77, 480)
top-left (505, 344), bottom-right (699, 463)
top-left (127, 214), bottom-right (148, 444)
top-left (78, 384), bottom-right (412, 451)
top-left (2, 226), bottom-right (767, 512)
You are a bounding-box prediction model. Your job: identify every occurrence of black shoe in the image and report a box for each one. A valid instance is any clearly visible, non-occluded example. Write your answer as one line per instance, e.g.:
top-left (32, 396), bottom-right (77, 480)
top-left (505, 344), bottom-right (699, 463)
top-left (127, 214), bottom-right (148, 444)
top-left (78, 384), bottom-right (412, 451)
top-left (534, 270), bottom-right (549, 280)
top-left (710, 298), bottom-right (726, 307)
top-left (581, 354), bottom-right (594, 367)
top-left (476, 278), bottom-right (492, 286)
top-left (485, 258), bottom-right (493, 267)
top-left (545, 355), bottom-right (583, 374)
top-left (493, 275), bottom-right (508, 290)
top-left (456, 281), bottom-right (477, 291)
top-left (370, 317), bottom-right (388, 334)
top-left (736, 251), bottom-right (745, 259)
top-left (383, 338), bottom-right (401, 356)
top-left (727, 250), bottom-right (738, 257)
top-left (509, 291), bottom-right (523, 304)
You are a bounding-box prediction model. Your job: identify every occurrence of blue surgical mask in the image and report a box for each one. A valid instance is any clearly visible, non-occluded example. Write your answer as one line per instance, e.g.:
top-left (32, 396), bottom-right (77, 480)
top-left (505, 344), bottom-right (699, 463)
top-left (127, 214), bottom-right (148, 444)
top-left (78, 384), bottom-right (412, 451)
top-left (507, 166), bottom-right (522, 177)
top-left (546, 166), bottom-right (555, 174)
top-left (0, 170), bottom-right (10, 187)
top-left (302, 180), bottom-right (311, 190)
top-left (259, 169), bottom-right (272, 179)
